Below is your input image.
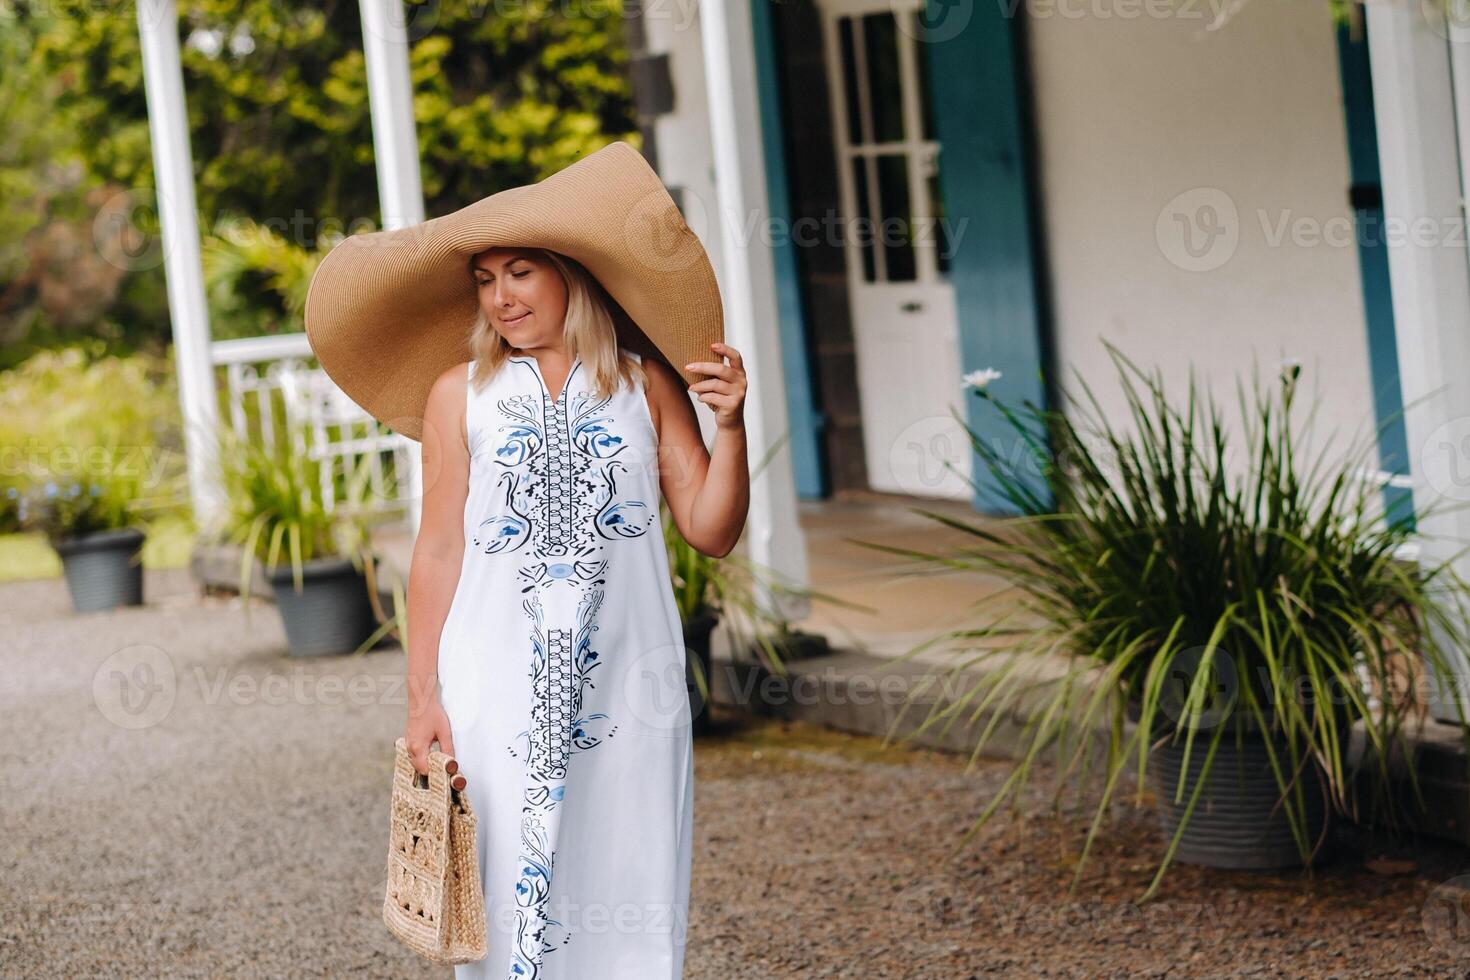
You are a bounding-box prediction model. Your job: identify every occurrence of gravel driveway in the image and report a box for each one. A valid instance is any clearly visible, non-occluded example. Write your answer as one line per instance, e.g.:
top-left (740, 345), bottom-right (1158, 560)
top-left (3, 569), bottom-right (1470, 977)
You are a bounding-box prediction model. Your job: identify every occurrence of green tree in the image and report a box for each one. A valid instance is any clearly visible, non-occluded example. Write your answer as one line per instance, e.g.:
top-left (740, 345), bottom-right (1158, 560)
top-left (2, 0), bottom-right (637, 354)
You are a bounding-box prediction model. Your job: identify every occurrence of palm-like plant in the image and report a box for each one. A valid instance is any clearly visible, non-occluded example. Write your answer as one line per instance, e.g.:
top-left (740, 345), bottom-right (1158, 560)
top-left (208, 422), bottom-right (375, 610)
top-left (663, 430), bottom-right (872, 706)
top-left (858, 342), bottom-right (1470, 900)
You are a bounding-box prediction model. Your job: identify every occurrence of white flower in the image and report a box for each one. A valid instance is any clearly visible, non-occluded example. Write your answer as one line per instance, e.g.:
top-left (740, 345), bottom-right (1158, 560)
top-left (962, 368), bottom-right (1003, 391)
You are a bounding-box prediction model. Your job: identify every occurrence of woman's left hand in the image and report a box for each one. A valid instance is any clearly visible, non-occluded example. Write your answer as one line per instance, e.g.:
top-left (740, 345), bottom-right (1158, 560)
top-left (685, 342), bottom-right (747, 431)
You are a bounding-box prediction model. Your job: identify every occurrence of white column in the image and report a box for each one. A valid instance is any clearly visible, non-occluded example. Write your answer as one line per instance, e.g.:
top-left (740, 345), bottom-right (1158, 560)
top-left (697, 0), bottom-right (812, 622)
top-left (1367, 3), bottom-right (1470, 723)
top-left (136, 0), bottom-right (224, 526)
top-left (358, 0), bottom-right (428, 536)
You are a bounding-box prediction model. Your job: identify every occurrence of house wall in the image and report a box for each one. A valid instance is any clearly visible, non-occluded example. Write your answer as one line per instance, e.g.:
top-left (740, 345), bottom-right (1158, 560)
top-left (627, 0), bottom-right (723, 452)
top-left (636, 0), bottom-right (863, 493)
top-left (636, 0), bottom-right (1380, 498)
top-left (1023, 1), bottom-right (1378, 471)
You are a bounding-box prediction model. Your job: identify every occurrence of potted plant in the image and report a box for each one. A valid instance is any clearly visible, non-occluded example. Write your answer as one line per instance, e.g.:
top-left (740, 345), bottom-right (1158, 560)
top-left (205, 424), bottom-right (385, 657)
top-left (857, 343), bottom-right (1470, 900)
top-left (663, 433), bottom-right (865, 733)
top-left (16, 447), bottom-right (152, 612)
top-left (1, 345), bottom-right (187, 610)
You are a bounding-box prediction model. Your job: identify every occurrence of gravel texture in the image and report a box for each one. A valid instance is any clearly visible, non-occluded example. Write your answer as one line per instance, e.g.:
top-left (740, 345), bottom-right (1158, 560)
top-left (4, 569), bottom-right (1470, 977)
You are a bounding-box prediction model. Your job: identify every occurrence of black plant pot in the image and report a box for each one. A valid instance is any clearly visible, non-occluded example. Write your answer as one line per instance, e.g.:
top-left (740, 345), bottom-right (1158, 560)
top-left (51, 527), bottom-right (145, 613)
top-left (265, 556), bottom-right (378, 657)
top-left (683, 610), bottom-right (719, 736)
top-left (1143, 708), bottom-right (1333, 870)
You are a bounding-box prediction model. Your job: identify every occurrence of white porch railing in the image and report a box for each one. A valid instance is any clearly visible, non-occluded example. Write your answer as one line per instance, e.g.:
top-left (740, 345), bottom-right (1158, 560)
top-left (210, 333), bottom-right (417, 527)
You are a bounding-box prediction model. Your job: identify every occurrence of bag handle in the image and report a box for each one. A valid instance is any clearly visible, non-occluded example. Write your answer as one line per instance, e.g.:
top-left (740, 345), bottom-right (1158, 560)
top-left (394, 736), bottom-right (468, 793)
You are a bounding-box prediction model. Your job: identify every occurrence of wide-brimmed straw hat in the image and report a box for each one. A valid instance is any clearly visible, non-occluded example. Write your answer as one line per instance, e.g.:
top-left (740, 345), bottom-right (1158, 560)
top-left (303, 140), bottom-right (724, 442)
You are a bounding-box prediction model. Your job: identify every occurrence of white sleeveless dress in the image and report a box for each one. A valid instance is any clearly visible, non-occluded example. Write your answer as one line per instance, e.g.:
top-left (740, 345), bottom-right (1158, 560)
top-left (436, 347), bottom-right (694, 980)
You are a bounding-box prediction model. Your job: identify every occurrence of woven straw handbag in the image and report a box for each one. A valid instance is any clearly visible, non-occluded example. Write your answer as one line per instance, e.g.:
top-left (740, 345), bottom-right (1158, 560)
top-left (383, 736), bottom-right (488, 964)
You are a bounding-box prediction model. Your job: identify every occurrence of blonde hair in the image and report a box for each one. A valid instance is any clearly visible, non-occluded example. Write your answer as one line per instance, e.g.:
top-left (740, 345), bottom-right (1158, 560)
top-left (467, 247), bottom-right (647, 399)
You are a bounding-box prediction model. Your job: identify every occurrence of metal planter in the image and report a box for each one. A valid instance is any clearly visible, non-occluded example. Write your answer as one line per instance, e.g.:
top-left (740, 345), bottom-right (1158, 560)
top-left (683, 610), bottom-right (719, 736)
top-left (265, 555), bottom-right (379, 657)
top-left (51, 527), bottom-right (146, 613)
top-left (1149, 719), bottom-right (1332, 870)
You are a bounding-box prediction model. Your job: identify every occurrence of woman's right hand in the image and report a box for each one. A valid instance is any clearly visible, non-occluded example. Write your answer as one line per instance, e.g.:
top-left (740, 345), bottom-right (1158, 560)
top-left (405, 697), bottom-right (456, 776)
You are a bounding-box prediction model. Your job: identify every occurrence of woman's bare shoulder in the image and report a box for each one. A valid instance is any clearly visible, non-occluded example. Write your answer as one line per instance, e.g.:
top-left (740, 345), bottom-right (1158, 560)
top-left (423, 360), bottom-right (473, 450)
top-left (639, 353), bottom-right (685, 395)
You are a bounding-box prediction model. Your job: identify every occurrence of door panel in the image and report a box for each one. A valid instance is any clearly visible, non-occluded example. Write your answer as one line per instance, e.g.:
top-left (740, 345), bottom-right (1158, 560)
top-left (819, 0), bottom-right (968, 498)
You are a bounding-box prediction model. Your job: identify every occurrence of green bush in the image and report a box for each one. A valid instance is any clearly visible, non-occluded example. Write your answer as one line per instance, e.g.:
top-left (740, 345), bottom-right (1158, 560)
top-left (863, 343), bottom-right (1470, 900)
top-left (206, 422), bottom-right (374, 601)
top-left (0, 344), bottom-right (189, 540)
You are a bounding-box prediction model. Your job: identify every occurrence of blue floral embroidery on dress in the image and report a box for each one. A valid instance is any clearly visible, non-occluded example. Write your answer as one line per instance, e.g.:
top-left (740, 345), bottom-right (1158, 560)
top-left (595, 460), bottom-right (651, 539)
top-left (494, 395), bottom-right (544, 466)
top-left (473, 472), bottom-right (531, 554)
top-left (489, 356), bottom-right (652, 979)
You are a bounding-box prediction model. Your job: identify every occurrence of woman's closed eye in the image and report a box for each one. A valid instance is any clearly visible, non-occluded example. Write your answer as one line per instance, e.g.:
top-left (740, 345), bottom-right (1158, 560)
top-left (477, 271), bottom-right (530, 285)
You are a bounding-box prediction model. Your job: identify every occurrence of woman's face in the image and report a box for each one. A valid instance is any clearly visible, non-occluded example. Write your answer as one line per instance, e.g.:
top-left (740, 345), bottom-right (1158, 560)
top-left (472, 247), bottom-right (569, 349)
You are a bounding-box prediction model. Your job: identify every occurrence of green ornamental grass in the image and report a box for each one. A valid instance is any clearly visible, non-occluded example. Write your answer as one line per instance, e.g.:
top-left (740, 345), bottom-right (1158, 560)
top-left (859, 342), bottom-right (1470, 900)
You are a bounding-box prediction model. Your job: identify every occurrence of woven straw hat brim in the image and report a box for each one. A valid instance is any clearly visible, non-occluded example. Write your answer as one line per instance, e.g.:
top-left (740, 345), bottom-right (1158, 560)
top-left (303, 140), bottom-right (724, 442)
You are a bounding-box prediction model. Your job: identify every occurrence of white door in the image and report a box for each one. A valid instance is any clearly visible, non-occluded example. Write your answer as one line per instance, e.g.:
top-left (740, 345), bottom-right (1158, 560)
top-left (818, 0), bottom-right (969, 499)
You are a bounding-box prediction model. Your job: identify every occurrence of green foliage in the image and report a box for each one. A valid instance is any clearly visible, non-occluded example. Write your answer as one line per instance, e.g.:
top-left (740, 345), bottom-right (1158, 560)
top-left (201, 215), bottom-right (325, 341)
top-left (18, 0), bottom-right (636, 232)
top-left (0, 345), bottom-right (189, 537)
top-left (4, 1), bottom-right (638, 353)
top-left (859, 343), bottom-right (1470, 901)
top-left (207, 423), bottom-right (375, 602)
top-left (662, 432), bottom-right (871, 704)
top-left (14, 460), bottom-right (142, 540)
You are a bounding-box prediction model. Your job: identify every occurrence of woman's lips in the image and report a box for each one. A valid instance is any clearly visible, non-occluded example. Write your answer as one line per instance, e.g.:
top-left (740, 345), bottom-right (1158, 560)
top-left (503, 311), bottom-right (530, 325)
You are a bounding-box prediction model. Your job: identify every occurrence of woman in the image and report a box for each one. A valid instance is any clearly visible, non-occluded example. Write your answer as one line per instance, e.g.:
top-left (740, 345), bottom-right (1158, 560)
top-left (304, 141), bottom-right (741, 977)
top-left (402, 243), bottom-right (747, 978)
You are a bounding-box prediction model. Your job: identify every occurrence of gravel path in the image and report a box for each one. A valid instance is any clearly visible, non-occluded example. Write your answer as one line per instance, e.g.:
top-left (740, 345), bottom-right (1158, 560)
top-left (3, 570), bottom-right (1470, 977)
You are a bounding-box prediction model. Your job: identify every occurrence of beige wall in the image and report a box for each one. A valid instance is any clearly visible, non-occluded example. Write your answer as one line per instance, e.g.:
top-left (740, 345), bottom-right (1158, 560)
top-left (1023, 0), bottom-right (1380, 473)
top-left (645, 0), bottom-right (1381, 490)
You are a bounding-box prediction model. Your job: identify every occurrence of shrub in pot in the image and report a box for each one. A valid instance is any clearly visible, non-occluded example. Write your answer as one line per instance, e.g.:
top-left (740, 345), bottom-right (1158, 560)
top-left (206, 424), bottom-right (384, 658)
top-left (2, 346), bottom-right (188, 611)
top-left (662, 454), bottom-right (865, 734)
top-left (17, 465), bottom-right (150, 613)
top-left (859, 344), bottom-right (1470, 900)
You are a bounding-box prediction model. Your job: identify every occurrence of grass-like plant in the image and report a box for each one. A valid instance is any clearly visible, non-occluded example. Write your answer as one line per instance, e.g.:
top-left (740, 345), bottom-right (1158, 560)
top-left (0, 345), bottom-right (189, 542)
top-left (207, 422), bottom-right (375, 607)
top-left (857, 342), bottom-right (1470, 900)
top-left (14, 457), bottom-right (141, 541)
top-left (662, 430), bottom-right (872, 705)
